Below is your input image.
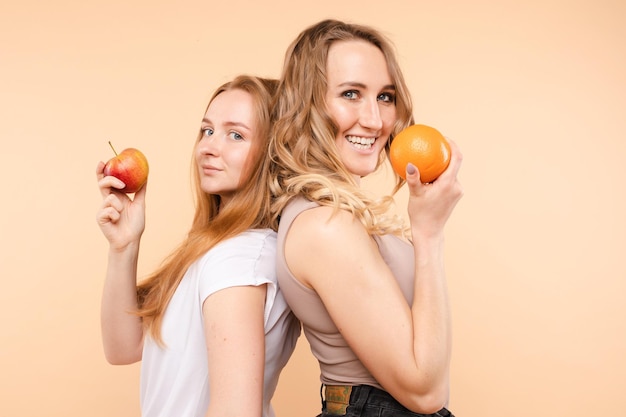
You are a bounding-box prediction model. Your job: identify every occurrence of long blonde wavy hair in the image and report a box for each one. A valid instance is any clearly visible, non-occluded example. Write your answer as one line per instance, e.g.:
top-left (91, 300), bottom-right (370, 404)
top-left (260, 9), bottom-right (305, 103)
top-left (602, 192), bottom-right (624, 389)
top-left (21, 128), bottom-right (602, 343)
top-left (136, 75), bottom-right (278, 343)
top-left (269, 19), bottom-right (415, 236)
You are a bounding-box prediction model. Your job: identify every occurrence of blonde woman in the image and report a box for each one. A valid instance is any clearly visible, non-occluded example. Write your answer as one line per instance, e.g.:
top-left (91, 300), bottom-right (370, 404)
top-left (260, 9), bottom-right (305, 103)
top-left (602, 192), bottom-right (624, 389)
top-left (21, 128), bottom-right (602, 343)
top-left (269, 20), bottom-right (463, 417)
top-left (96, 75), bottom-right (300, 417)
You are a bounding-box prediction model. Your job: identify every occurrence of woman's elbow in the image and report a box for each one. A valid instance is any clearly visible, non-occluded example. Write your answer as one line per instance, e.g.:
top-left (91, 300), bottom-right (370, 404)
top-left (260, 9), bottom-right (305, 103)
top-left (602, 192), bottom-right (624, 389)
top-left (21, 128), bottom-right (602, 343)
top-left (103, 348), bottom-right (141, 365)
top-left (396, 382), bottom-right (450, 414)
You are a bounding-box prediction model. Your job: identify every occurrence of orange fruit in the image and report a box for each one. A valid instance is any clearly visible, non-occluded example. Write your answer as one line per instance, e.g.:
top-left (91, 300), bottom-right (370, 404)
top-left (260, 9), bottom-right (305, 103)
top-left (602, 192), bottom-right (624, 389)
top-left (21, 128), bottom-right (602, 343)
top-left (389, 124), bottom-right (451, 183)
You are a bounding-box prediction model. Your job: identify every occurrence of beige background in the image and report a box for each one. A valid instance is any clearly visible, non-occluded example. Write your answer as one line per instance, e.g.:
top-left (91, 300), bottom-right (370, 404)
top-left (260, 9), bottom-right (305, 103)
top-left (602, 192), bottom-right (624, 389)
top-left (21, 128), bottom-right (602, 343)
top-left (1, 0), bottom-right (625, 416)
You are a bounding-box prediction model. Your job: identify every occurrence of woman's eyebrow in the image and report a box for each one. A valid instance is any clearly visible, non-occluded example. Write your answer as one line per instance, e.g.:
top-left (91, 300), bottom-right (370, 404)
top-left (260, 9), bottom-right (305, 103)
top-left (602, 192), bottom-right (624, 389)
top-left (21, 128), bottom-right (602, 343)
top-left (336, 81), bottom-right (396, 91)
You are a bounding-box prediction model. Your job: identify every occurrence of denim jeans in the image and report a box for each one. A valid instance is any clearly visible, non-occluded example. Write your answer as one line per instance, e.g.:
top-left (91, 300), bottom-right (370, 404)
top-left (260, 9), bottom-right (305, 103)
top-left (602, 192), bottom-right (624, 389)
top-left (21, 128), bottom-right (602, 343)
top-left (318, 385), bottom-right (454, 417)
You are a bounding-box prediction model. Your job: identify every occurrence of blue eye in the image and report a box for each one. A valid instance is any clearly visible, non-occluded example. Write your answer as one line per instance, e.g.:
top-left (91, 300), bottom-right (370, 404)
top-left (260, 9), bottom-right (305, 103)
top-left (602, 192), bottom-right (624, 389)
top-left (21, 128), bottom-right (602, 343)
top-left (342, 90), bottom-right (359, 100)
top-left (229, 131), bottom-right (244, 141)
top-left (378, 92), bottom-right (395, 103)
top-left (202, 128), bottom-right (214, 137)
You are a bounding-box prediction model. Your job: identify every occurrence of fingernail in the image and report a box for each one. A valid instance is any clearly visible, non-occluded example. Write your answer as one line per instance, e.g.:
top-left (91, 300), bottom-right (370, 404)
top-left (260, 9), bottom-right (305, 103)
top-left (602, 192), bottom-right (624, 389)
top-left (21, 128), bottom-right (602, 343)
top-left (406, 163), bottom-right (416, 175)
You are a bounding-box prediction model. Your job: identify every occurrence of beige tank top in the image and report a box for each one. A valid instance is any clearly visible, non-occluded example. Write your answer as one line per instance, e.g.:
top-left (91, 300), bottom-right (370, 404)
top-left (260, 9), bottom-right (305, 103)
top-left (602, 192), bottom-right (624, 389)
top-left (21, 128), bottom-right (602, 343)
top-left (276, 197), bottom-right (415, 388)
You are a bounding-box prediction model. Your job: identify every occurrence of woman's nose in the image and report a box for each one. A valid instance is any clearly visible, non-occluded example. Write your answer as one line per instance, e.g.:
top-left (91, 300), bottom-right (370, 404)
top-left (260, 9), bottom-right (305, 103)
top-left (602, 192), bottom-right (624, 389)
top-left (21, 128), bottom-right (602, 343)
top-left (359, 99), bottom-right (383, 130)
top-left (198, 133), bottom-right (220, 155)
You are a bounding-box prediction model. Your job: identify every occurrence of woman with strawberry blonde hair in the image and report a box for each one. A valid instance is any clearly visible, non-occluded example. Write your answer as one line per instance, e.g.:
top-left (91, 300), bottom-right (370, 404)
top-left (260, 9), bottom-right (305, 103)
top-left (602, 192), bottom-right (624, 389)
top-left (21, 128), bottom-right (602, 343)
top-left (269, 20), bottom-right (463, 416)
top-left (96, 75), bottom-right (300, 417)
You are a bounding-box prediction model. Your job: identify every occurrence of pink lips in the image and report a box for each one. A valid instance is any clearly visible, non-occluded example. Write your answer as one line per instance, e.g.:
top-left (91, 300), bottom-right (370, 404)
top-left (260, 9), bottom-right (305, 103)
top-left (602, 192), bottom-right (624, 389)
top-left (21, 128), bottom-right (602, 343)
top-left (201, 163), bottom-right (221, 174)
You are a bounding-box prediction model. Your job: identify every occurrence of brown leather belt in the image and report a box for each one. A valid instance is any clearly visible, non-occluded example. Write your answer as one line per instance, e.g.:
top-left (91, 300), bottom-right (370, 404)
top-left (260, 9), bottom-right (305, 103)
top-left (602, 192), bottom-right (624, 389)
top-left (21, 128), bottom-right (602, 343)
top-left (324, 385), bottom-right (353, 415)
top-left (324, 384), bottom-right (454, 417)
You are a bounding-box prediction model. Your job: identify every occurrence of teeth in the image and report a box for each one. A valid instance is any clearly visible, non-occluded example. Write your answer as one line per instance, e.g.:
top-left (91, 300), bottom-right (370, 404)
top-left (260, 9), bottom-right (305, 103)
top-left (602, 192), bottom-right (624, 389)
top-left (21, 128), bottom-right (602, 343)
top-left (346, 136), bottom-right (375, 149)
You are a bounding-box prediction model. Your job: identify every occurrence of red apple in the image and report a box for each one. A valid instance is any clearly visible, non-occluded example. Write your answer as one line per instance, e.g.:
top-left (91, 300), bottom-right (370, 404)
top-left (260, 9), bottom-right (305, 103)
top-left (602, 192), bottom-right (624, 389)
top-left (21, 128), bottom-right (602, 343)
top-left (103, 141), bottom-right (149, 193)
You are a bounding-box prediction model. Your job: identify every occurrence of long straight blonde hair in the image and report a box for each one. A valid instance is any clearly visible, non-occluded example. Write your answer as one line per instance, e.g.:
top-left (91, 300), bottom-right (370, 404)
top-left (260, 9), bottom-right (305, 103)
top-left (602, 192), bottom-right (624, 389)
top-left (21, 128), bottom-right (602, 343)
top-left (269, 19), bottom-right (414, 236)
top-left (137, 75), bottom-right (278, 343)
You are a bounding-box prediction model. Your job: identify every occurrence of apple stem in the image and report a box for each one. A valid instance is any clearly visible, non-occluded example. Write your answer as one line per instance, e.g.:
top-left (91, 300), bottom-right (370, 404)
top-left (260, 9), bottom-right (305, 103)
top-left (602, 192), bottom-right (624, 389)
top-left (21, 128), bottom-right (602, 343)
top-left (108, 141), bottom-right (118, 156)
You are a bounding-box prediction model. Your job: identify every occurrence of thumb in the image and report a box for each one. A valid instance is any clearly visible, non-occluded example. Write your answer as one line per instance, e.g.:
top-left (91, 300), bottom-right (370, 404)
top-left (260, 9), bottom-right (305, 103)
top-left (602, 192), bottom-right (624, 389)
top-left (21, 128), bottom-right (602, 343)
top-left (405, 163), bottom-right (425, 196)
top-left (405, 163), bottom-right (421, 183)
top-left (133, 180), bottom-right (148, 205)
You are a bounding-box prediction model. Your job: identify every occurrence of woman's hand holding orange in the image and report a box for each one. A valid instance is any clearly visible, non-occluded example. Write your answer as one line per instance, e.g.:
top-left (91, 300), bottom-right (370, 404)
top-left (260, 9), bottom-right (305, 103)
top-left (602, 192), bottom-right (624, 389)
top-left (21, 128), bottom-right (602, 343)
top-left (404, 138), bottom-right (463, 241)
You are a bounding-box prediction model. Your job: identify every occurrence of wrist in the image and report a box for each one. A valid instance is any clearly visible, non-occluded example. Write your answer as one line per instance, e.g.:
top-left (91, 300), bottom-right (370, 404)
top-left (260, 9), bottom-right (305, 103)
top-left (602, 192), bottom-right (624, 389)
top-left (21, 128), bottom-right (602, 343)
top-left (108, 239), bottom-right (141, 255)
top-left (411, 231), bottom-right (445, 262)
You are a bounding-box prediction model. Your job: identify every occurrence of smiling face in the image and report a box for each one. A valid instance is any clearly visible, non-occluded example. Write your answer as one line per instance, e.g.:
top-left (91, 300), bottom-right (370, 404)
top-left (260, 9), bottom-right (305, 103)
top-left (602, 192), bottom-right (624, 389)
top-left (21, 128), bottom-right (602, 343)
top-left (195, 88), bottom-right (257, 205)
top-left (325, 39), bottom-right (397, 180)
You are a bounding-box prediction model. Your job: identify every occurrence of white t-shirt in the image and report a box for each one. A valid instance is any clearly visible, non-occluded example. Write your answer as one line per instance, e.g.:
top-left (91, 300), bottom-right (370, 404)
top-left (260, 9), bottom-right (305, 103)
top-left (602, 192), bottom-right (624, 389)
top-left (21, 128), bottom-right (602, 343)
top-left (140, 229), bottom-right (300, 417)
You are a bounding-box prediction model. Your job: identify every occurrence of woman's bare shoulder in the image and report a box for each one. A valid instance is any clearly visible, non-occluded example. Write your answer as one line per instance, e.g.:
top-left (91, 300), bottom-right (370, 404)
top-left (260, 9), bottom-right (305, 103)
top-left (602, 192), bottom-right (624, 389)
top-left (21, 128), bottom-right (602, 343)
top-left (287, 205), bottom-right (377, 264)
top-left (292, 205), bottom-right (368, 241)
